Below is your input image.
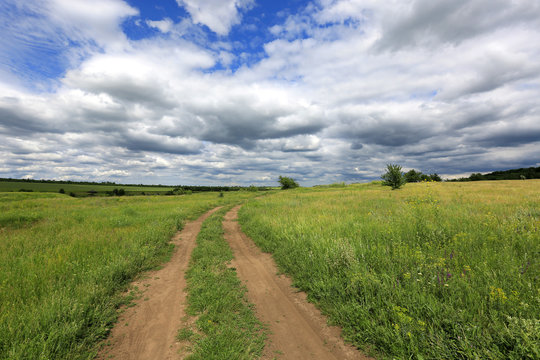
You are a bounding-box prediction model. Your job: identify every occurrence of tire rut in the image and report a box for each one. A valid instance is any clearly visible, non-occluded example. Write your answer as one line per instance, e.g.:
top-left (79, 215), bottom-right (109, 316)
top-left (223, 205), bottom-right (372, 360)
top-left (97, 207), bottom-right (221, 360)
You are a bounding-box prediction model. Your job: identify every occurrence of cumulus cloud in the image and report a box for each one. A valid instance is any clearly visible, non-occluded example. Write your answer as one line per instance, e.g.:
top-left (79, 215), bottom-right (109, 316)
top-left (0, 0), bottom-right (539, 185)
top-left (177, 0), bottom-right (254, 35)
top-left (146, 18), bottom-right (174, 33)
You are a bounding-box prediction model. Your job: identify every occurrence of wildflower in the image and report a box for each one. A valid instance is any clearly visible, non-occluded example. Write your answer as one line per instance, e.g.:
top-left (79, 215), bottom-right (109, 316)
top-left (490, 286), bottom-right (507, 303)
top-left (444, 283), bottom-right (449, 287)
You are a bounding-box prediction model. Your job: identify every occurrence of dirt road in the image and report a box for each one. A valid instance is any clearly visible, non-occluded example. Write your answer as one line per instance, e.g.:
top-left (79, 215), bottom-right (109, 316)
top-left (223, 205), bottom-right (371, 360)
top-left (97, 207), bottom-right (221, 360)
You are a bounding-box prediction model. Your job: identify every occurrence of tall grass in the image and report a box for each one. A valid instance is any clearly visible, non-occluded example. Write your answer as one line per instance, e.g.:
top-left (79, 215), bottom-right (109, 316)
top-left (239, 181), bottom-right (539, 359)
top-left (0, 191), bottom-right (257, 359)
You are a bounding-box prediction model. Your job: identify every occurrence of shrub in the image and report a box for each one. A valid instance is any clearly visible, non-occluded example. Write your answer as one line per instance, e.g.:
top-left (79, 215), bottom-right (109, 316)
top-left (278, 176), bottom-right (299, 190)
top-left (381, 164), bottom-right (405, 190)
top-left (112, 188), bottom-right (125, 196)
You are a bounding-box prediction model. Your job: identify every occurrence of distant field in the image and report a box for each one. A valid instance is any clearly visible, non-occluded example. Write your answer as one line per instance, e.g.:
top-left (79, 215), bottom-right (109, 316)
top-left (0, 181), bottom-right (174, 195)
top-left (240, 180), bottom-right (540, 359)
top-left (0, 191), bottom-right (259, 359)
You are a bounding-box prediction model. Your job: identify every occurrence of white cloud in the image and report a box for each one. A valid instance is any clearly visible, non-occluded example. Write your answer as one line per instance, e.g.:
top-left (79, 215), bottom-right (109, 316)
top-left (146, 18), bottom-right (174, 33)
top-left (176, 0), bottom-right (253, 35)
top-left (46, 0), bottom-right (138, 50)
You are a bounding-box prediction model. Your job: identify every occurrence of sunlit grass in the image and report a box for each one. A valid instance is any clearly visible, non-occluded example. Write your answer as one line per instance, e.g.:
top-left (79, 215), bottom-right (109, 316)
top-left (180, 207), bottom-right (265, 359)
top-left (239, 180), bottom-right (540, 359)
top-left (0, 191), bottom-right (258, 359)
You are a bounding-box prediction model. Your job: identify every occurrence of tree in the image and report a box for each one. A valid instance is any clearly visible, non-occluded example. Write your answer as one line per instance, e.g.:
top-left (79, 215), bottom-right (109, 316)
top-left (278, 176), bottom-right (299, 190)
top-left (469, 173), bottom-right (484, 181)
top-left (429, 173), bottom-right (442, 182)
top-left (404, 169), bottom-right (422, 183)
top-left (381, 164), bottom-right (405, 190)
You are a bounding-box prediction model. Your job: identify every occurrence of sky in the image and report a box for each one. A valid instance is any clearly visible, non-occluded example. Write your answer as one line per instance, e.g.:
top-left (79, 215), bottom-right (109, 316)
top-left (0, 0), bottom-right (539, 186)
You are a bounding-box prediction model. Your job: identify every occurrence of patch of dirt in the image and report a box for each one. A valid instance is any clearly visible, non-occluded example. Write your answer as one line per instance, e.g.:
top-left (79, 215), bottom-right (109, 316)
top-left (97, 207), bottom-right (221, 360)
top-left (223, 205), bottom-right (372, 360)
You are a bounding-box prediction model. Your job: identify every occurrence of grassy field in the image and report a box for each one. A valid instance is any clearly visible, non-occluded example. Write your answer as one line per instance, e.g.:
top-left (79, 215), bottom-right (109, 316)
top-left (0, 191), bottom-right (259, 359)
top-left (179, 207), bottom-right (265, 359)
top-left (0, 181), bottom-right (175, 196)
top-left (239, 180), bottom-right (540, 359)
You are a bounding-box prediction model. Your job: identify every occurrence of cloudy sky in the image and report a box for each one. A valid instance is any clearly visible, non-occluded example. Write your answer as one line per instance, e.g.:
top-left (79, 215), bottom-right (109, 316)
top-left (1, 0), bottom-right (539, 186)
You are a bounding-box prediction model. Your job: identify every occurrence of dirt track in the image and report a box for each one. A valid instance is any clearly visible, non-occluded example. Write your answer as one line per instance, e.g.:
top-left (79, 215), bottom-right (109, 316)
top-left (223, 205), bottom-right (370, 360)
top-left (98, 204), bottom-right (371, 360)
top-left (97, 207), bottom-right (221, 360)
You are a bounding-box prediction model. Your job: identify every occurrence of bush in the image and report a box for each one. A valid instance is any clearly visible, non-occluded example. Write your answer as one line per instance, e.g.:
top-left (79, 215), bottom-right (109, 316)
top-left (112, 188), bottom-right (126, 196)
top-left (381, 164), bottom-right (405, 190)
top-left (278, 176), bottom-right (299, 190)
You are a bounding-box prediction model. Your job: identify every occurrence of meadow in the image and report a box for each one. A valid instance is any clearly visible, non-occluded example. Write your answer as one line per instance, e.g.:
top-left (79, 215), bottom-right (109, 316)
top-left (0, 180), bottom-right (175, 196)
top-left (0, 191), bottom-right (259, 359)
top-left (239, 180), bottom-right (539, 359)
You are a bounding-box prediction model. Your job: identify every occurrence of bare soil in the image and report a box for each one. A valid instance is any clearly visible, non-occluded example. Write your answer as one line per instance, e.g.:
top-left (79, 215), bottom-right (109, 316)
top-left (223, 205), bottom-right (372, 360)
top-left (97, 207), bottom-right (221, 360)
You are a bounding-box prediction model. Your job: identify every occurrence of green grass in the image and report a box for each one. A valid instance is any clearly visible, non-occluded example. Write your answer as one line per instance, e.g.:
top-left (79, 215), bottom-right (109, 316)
top-left (179, 207), bottom-right (265, 359)
top-left (0, 191), bottom-right (259, 360)
top-left (239, 180), bottom-right (540, 359)
top-left (0, 181), bottom-right (175, 196)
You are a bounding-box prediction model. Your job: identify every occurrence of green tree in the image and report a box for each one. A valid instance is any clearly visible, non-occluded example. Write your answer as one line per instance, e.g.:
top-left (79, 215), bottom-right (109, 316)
top-left (404, 169), bottom-right (422, 183)
top-left (278, 176), bottom-right (299, 190)
top-left (381, 164), bottom-right (405, 190)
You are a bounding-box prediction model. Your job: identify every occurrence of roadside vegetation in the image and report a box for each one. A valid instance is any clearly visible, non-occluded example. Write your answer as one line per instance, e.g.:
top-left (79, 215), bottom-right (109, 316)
top-left (179, 208), bottom-right (265, 359)
top-left (239, 180), bottom-right (539, 359)
top-left (0, 179), bottom-right (271, 197)
top-left (0, 191), bottom-right (259, 359)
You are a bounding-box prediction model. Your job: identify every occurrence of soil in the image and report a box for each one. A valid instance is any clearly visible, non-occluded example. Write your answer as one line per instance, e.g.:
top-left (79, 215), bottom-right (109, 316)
top-left (223, 205), bottom-right (372, 360)
top-left (96, 207), bottom-right (221, 360)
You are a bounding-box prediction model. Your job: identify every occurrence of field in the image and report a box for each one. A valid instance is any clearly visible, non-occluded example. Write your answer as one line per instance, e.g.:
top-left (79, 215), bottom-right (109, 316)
top-left (239, 180), bottom-right (540, 359)
top-left (1, 180), bottom-right (538, 359)
top-left (0, 191), bottom-right (259, 359)
top-left (0, 181), bottom-right (176, 196)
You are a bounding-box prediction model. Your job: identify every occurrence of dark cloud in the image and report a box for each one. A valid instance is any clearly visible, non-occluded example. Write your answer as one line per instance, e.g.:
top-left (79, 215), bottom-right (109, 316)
top-left (0, 106), bottom-right (59, 135)
top-left (377, 0), bottom-right (540, 50)
top-left (118, 131), bottom-right (203, 155)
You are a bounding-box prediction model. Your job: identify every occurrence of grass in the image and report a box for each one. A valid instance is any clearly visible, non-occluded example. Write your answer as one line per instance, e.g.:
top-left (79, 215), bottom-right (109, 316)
top-left (179, 207), bottom-right (265, 359)
top-left (0, 191), bottom-right (259, 360)
top-left (0, 180), bottom-right (175, 196)
top-left (239, 180), bottom-right (540, 359)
